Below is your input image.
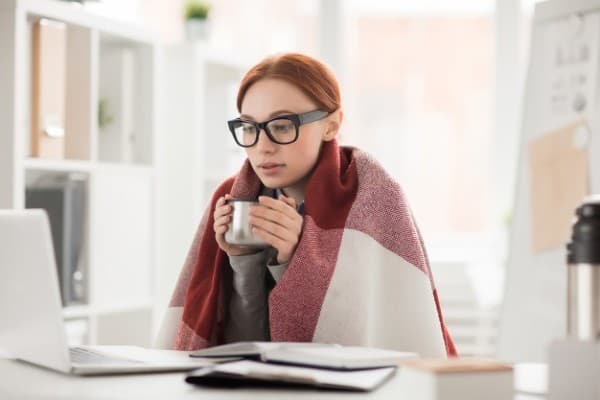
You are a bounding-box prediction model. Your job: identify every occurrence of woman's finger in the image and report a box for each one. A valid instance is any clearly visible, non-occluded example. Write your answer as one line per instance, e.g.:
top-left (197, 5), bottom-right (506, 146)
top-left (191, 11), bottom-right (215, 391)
top-left (213, 215), bottom-right (231, 229)
top-left (257, 196), bottom-right (299, 220)
top-left (279, 194), bottom-right (296, 209)
top-left (214, 203), bottom-right (232, 219)
top-left (249, 216), bottom-right (297, 243)
top-left (251, 204), bottom-right (298, 229)
top-left (252, 226), bottom-right (287, 249)
top-left (252, 227), bottom-right (295, 263)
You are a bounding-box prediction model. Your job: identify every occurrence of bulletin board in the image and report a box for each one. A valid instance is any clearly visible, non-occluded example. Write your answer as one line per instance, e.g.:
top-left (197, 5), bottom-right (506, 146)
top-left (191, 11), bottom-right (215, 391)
top-left (496, 0), bottom-right (600, 362)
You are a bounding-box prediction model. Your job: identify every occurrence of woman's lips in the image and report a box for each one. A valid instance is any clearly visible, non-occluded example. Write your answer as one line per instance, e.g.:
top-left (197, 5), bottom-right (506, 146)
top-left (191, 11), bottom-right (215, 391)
top-left (258, 162), bottom-right (284, 175)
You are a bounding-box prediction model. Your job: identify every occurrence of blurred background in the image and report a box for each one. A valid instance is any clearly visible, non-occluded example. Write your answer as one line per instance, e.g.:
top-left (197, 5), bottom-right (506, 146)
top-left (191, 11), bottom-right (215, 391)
top-left (144, 0), bottom-right (540, 357)
top-left (0, 0), bottom-right (550, 359)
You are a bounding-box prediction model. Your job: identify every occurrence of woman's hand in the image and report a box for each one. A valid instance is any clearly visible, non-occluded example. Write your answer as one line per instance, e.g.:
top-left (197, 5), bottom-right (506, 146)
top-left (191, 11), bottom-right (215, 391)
top-left (249, 194), bottom-right (303, 264)
top-left (213, 194), bottom-right (259, 256)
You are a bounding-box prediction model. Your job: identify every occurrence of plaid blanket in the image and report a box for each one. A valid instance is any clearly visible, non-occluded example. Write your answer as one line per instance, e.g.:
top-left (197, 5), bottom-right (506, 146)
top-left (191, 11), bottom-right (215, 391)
top-left (156, 140), bottom-right (456, 357)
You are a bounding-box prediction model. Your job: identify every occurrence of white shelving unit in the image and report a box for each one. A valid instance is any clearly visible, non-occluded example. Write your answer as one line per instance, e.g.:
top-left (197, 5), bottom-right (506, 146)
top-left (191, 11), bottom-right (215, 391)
top-left (162, 43), bottom-right (249, 216)
top-left (0, 0), bottom-right (159, 347)
top-left (156, 43), bottom-right (250, 316)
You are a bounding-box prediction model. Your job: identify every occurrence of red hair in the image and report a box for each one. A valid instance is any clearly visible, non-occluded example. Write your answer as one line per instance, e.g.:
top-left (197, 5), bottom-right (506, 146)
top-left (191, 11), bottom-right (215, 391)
top-left (237, 53), bottom-right (341, 113)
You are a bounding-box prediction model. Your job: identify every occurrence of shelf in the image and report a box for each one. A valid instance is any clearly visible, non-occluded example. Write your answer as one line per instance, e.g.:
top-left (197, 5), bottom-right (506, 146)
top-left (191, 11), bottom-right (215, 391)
top-left (19, 0), bottom-right (156, 44)
top-left (24, 158), bottom-right (156, 174)
top-left (95, 161), bottom-right (155, 175)
top-left (62, 300), bottom-right (153, 319)
top-left (2, 0), bottom-right (159, 347)
top-left (24, 157), bottom-right (93, 172)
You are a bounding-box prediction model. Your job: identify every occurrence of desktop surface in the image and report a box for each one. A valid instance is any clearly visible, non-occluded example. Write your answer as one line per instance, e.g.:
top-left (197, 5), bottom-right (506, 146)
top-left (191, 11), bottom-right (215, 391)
top-left (0, 358), bottom-right (545, 400)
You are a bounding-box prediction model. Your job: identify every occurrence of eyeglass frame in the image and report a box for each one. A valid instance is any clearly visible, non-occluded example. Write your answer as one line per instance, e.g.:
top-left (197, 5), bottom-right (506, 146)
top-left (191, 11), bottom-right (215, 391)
top-left (227, 109), bottom-right (330, 148)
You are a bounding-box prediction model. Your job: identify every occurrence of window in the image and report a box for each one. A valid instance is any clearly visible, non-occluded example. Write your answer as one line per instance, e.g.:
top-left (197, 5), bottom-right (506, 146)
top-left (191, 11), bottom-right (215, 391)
top-left (343, 0), bottom-right (495, 239)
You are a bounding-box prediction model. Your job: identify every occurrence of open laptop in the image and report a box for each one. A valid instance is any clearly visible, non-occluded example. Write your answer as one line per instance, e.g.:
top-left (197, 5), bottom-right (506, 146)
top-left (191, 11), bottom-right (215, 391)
top-left (0, 209), bottom-right (217, 375)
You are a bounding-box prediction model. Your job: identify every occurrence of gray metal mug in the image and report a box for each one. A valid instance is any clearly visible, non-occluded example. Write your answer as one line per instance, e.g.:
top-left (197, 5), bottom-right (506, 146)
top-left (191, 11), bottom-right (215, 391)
top-left (224, 200), bottom-right (269, 248)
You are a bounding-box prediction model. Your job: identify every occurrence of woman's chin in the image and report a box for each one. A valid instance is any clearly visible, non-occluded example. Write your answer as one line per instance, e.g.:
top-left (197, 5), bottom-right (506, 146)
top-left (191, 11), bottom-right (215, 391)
top-left (260, 178), bottom-right (285, 189)
top-left (259, 175), bottom-right (291, 190)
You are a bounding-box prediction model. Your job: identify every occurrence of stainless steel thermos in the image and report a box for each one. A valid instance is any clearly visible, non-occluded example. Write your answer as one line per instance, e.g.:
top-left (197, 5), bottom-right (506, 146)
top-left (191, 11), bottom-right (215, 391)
top-left (566, 197), bottom-right (600, 340)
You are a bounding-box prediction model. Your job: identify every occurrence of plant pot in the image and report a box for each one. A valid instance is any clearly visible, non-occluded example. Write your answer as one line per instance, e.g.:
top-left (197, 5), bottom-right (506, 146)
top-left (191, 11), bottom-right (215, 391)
top-left (185, 18), bottom-right (210, 41)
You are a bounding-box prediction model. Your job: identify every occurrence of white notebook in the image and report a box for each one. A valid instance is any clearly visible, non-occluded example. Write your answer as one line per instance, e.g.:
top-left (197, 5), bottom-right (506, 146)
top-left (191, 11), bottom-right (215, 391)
top-left (190, 342), bottom-right (417, 370)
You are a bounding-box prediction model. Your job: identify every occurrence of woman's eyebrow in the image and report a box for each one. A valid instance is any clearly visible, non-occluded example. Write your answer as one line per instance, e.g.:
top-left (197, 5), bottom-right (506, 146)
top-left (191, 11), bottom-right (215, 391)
top-left (240, 110), bottom-right (295, 121)
top-left (268, 109), bottom-right (294, 118)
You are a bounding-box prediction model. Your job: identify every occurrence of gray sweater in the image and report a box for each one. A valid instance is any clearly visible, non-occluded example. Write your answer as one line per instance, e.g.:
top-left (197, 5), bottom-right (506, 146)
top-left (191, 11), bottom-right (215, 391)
top-left (224, 249), bottom-right (289, 342)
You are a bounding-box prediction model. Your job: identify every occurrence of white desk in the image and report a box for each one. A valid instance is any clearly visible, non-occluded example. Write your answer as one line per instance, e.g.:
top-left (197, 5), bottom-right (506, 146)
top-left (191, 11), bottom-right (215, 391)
top-left (0, 358), bottom-right (546, 400)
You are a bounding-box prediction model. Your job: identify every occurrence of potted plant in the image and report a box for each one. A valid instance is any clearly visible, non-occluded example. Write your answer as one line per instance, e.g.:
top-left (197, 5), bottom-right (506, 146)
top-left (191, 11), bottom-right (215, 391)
top-left (185, 0), bottom-right (211, 41)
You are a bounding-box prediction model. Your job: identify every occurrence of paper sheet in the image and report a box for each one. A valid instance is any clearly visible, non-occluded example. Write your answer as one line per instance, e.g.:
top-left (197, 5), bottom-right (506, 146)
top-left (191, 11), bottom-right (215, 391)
top-left (528, 121), bottom-right (590, 252)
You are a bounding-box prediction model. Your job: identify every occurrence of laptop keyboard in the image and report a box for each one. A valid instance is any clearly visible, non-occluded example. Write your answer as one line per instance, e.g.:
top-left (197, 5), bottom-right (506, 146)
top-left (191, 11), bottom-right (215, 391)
top-left (69, 347), bottom-right (144, 365)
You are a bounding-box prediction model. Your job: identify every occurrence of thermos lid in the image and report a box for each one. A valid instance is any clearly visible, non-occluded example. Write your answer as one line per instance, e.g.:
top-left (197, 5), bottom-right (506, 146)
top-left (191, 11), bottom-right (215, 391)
top-left (567, 199), bottom-right (600, 264)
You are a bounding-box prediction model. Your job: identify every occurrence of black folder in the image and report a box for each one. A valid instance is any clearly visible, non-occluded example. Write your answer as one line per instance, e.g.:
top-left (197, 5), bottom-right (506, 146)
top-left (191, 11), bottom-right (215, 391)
top-left (185, 359), bottom-right (396, 392)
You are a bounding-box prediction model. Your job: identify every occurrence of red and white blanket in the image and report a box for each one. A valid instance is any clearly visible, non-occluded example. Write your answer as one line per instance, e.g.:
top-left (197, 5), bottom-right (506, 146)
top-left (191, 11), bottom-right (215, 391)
top-left (156, 140), bottom-right (456, 357)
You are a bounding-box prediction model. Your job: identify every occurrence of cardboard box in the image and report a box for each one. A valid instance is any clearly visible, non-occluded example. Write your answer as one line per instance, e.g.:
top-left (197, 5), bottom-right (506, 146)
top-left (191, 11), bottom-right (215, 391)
top-left (31, 18), bottom-right (67, 159)
top-left (398, 357), bottom-right (514, 400)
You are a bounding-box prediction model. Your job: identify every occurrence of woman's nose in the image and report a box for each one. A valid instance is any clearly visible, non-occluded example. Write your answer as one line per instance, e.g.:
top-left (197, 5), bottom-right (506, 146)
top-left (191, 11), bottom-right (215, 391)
top-left (255, 129), bottom-right (276, 152)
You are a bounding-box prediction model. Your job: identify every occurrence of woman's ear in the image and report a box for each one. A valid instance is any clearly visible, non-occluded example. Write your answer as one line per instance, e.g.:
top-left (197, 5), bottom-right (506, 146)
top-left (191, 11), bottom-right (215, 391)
top-left (322, 109), bottom-right (343, 142)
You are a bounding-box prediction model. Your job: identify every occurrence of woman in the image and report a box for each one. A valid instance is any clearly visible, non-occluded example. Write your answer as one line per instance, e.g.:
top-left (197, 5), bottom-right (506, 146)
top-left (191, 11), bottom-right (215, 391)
top-left (157, 53), bottom-right (456, 357)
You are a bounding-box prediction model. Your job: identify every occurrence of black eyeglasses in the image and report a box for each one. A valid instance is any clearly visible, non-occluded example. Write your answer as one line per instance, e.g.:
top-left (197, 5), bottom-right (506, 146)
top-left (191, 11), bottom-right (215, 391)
top-left (227, 110), bottom-right (329, 148)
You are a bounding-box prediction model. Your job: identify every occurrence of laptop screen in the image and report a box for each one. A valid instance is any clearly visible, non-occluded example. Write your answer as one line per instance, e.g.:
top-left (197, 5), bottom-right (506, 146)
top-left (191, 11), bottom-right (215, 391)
top-left (0, 209), bottom-right (71, 372)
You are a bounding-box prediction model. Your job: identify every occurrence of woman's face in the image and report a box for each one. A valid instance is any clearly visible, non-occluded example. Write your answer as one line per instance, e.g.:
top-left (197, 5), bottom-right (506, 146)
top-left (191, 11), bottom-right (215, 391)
top-left (240, 78), bottom-right (337, 198)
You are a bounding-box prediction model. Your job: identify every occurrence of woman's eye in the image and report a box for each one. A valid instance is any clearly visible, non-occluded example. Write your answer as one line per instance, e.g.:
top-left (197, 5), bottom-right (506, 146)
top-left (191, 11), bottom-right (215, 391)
top-left (242, 125), bottom-right (256, 134)
top-left (271, 123), bottom-right (293, 133)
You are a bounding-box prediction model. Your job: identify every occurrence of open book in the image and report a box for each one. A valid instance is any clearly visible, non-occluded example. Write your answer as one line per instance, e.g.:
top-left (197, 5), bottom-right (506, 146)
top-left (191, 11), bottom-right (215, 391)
top-left (189, 341), bottom-right (417, 370)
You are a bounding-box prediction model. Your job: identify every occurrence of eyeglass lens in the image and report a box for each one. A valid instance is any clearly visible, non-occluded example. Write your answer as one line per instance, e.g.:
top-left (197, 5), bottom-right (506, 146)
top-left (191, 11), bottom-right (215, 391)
top-left (233, 118), bottom-right (297, 146)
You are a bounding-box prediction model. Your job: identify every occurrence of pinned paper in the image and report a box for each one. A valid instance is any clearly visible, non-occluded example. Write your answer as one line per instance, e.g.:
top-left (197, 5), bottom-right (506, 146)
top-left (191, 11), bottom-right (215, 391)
top-left (529, 121), bottom-right (590, 252)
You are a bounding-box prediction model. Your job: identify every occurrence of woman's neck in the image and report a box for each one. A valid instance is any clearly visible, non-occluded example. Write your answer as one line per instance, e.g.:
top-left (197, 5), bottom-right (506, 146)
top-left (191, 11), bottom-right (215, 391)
top-left (280, 184), bottom-right (305, 205)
